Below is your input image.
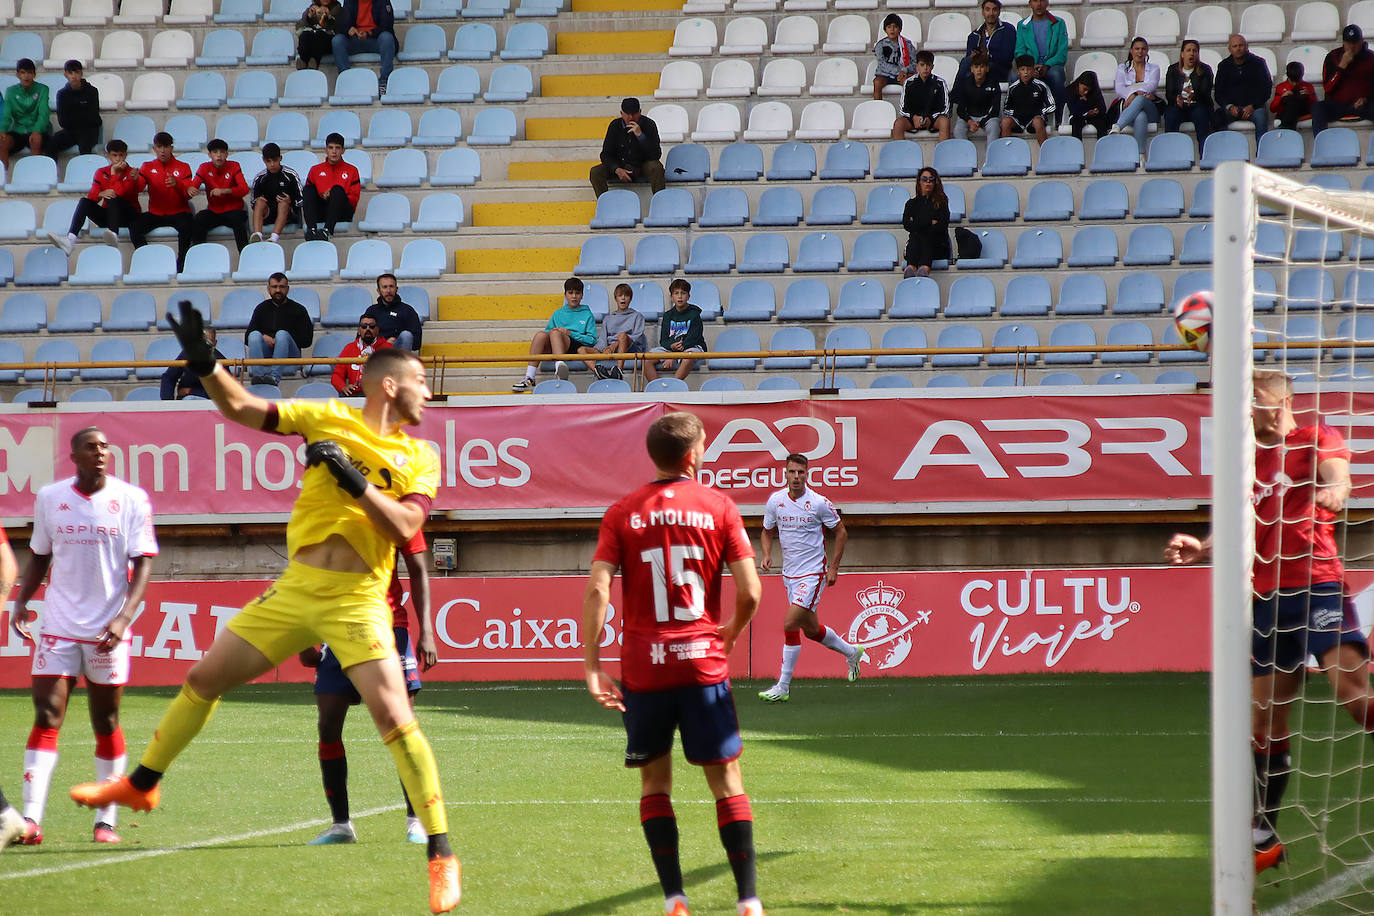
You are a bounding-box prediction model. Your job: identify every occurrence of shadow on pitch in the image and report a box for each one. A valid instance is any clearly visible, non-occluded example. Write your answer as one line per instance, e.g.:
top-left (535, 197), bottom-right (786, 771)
top-left (541, 851), bottom-right (792, 916)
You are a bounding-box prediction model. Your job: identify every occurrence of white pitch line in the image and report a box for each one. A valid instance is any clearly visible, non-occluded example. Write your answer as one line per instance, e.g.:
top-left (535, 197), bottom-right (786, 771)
top-left (1260, 856), bottom-right (1374, 916)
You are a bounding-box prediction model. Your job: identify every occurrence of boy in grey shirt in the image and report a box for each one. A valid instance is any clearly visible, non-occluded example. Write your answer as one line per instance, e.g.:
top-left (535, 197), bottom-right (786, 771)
top-left (595, 283), bottom-right (646, 381)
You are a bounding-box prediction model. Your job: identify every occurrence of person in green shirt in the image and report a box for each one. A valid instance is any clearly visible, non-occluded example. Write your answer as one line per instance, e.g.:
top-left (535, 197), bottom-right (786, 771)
top-left (0, 58), bottom-right (50, 169)
top-left (512, 277), bottom-right (601, 392)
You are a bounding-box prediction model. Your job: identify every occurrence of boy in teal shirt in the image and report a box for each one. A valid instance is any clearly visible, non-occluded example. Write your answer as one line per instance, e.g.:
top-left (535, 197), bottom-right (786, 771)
top-left (0, 59), bottom-right (50, 169)
top-left (513, 277), bottom-right (600, 391)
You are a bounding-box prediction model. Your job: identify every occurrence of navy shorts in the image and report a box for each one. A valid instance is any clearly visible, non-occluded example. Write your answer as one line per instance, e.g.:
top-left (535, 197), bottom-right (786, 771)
top-left (621, 680), bottom-right (742, 768)
top-left (1252, 582), bottom-right (1369, 675)
top-left (314, 625), bottom-right (421, 703)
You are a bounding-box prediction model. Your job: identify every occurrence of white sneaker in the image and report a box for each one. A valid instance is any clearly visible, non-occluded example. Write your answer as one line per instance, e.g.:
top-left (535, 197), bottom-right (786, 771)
top-left (0, 806), bottom-right (24, 851)
top-left (308, 821), bottom-right (357, 845)
top-left (737, 898), bottom-right (765, 916)
top-left (554, 360), bottom-right (569, 380)
top-left (758, 684), bottom-right (789, 703)
top-left (405, 816), bottom-right (425, 845)
top-left (102, 229), bottom-right (118, 246)
top-left (512, 376), bottom-right (536, 392)
top-left (1108, 124), bottom-right (1122, 135)
top-left (249, 231), bottom-right (263, 244)
top-left (847, 648), bottom-right (869, 683)
top-left (47, 230), bottom-right (74, 256)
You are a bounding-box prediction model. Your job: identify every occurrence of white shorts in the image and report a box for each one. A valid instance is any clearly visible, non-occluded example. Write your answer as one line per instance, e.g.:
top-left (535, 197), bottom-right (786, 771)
top-left (783, 572), bottom-right (826, 612)
top-left (31, 634), bottom-right (130, 685)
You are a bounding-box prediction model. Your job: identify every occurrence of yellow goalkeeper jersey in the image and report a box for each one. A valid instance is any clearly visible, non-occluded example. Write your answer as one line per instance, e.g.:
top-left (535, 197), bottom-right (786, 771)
top-left (274, 399), bottom-right (440, 581)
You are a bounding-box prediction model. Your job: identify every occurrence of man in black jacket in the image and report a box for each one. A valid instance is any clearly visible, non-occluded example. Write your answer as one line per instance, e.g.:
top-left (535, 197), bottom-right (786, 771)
top-left (589, 97), bottom-right (664, 197)
top-left (331, 0), bottom-right (397, 92)
top-left (245, 272), bottom-right (315, 386)
top-left (1213, 33), bottom-right (1272, 137)
top-left (362, 272), bottom-right (423, 351)
top-left (46, 60), bottom-right (100, 157)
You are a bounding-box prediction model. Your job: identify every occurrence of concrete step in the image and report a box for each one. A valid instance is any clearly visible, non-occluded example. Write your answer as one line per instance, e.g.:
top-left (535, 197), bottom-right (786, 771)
top-left (554, 29), bottom-right (674, 55)
top-left (452, 246), bottom-right (581, 273)
top-left (470, 199), bottom-right (598, 227)
top-left (540, 72), bottom-right (662, 98)
top-left (437, 293), bottom-right (561, 321)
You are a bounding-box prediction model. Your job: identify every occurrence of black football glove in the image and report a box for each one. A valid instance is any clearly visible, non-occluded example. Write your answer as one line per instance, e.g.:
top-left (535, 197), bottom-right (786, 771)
top-left (306, 440), bottom-right (369, 499)
top-left (166, 300), bottom-right (217, 377)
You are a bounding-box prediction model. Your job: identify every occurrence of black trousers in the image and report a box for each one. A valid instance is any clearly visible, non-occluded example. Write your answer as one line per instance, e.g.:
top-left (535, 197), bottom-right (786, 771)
top-left (193, 208), bottom-right (249, 249)
top-left (47, 126), bottom-right (100, 157)
top-left (68, 197), bottom-right (138, 237)
top-left (133, 211), bottom-right (194, 270)
top-left (302, 184), bottom-right (354, 233)
top-left (298, 30), bottom-right (332, 63)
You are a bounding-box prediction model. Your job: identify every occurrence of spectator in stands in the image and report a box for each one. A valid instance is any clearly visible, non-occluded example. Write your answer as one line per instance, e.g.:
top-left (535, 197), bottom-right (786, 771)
top-left (331, 315), bottom-right (392, 396)
top-left (1312, 25), bottom-right (1374, 134)
top-left (1272, 61), bottom-right (1316, 130)
top-left (160, 324), bottom-right (227, 400)
top-left (191, 139), bottom-right (250, 250)
top-left (1002, 54), bottom-right (1053, 143)
top-left (363, 273), bottom-right (423, 351)
top-left (644, 278), bottom-right (705, 384)
top-left (246, 271), bottom-right (315, 386)
top-left (302, 132), bottom-right (360, 242)
top-left (893, 50), bottom-right (951, 141)
top-left (512, 277), bottom-right (600, 392)
top-left (872, 13), bottom-right (918, 99)
top-left (46, 60), bottom-right (100, 158)
top-left (1214, 33), bottom-right (1272, 137)
top-left (249, 143), bottom-right (304, 244)
top-left (0, 59), bottom-right (49, 169)
top-left (1065, 71), bottom-right (1111, 139)
top-left (134, 131), bottom-right (195, 273)
top-left (590, 98), bottom-right (664, 198)
top-left (593, 283), bottom-right (647, 382)
top-left (951, 51), bottom-right (1002, 140)
top-left (297, 0), bottom-right (341, 70)
top-left (47, 139), bottom-right (142, 255)
top-left (959, 0), bottom-right (1016, 85)
top-left (331, 0), bottom-right (397, 93)
top-left (1161, 39), bottom-right (1215, 150)
top-left (902, 167), bottom-right (951, 280)
top-left (1013, 0), bottom-right (1067, 123)
top-left (1110, 36), bottom-right (1162, 159)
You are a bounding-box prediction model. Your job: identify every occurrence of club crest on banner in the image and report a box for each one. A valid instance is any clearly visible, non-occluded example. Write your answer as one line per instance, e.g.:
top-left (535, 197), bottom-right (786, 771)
top-left (847, 581), bottom-right (931, 671)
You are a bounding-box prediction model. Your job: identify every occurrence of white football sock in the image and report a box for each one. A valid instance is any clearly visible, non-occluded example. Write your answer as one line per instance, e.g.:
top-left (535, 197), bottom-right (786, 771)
top-left (66, 232), bottom-right (78, 243)
top-left (94, 751), bottom-right (126, 827)
top-left (821, 626), bottom-right (857, 657)
top-left (664, 893), bottom-right (688, 914)
top-left (269, 233), bottom-right (279, 243)
top-left (524, 366), bottom-right (537, 381)
top-left (21, 748), bottom-right (58, 824)
top-left (777, 644), bottom-right (801, 690)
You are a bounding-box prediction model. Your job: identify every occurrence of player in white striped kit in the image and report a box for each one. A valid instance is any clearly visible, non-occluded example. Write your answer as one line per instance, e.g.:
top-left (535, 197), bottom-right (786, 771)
top-left (12, 427), bottom-right (157, 845)
top-left (758, 454), bottom-right (866, 703)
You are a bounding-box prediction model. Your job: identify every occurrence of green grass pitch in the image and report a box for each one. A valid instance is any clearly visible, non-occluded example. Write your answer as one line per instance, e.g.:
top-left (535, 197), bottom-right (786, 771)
top-left (0, 674), bottom-right (1213, 915)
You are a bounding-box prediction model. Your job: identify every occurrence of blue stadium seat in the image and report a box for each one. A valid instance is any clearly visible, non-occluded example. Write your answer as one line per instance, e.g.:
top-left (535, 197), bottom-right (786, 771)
top-left (645, 188), bottom-right (697, 228)
top-left (1102, 321), bottom-right (1153, 363)
top-left (699, 376), bottom-right (746, 391)
top-left (340, 239), bottom-right (393, 280)
top-left (213, 113), bottom-right (260, 152)
top-left (331, 68), bottom-right (380, 106)
top-left (136, 338), bottom-right (182, 380)
top-left (280, 69), bottom-right (329, 108)
top-left (764, 327), bottom-right (816, 369)
top-left (847, 231), bottom-right (898, 271)
top-left (932, 325), bottom-right (982, 367)
top-left (753, 187), bottom-right (803, 226)
top-left (413, 108), bottom-right (463, 146)
top-left (886, 276), bottom-right (936, 319)
top-left (1344, 269), bottom-right (1374, 306)
top-left (0, 33), bottom-right (42, 70)
top-left (708, 328), bottom-right (761, 369)
top-left (26, 341), bottom-right (80, 383)
top-left (295, 381), bottom-right (340, 398)
top-left (397, 23), bottom-right (446, 62)
top-left (313, 111), bottom-right (362, 149)
top-left (397, 238), bottom-right (446, 280)
top-left (970, 182), bottom-right (1019, 222)
top-left (955, 229), bottom-right (1007, 269)
top-left (112, 115), bottom-right (157, 151)
top-left (870, 374), bottom-right (914, 388)
top-left (1024, 181), bottom-right (1074, 221)
top-left (1178, 224), bottom-right (1213, 265)
top-left (1145, 132), bottom-right (1195, 171)
top-left (0, 248), bottom-right (14, 286)
top-left (1114, 273), bottom-right (1165, 314)
top-left (1080, 179), bottom-right (1129, 219)
top-left (1310, 173), bottom-right (1351, 192)
top-left (989, 323), bottom-right (1040, 366)
top-left (1001, 275), bottom-right (1051, 316)
top-left (231, 241), bottom-right (286, 282)
top-left (724, 280), bottom-right (776, 321)
top-left (0, 341), bottom-right (24, 382)
top-left (1312, 127), bottom-right (1360, 168)
top-left (52, 293), bottom-right (102, 332)
top-left (107, 291), bottom-right (156, 331)
top-left (1133, 178), bottom-right (1185, 218)
top-left (264, 0), bottom-right (306, 21)
top-left (834, 278), bottom-right (885, 319)
top-left (778, 278), bottom-right (830, 320)
top-left (124, 386), bottom-right (163, 401)
top-left (176, 71), bottom-right (227, 109)
top-left (303, 331), bottom-right (350, 375)
top-left (228, 71), bottom-right (278, 109)
top-left (288, 240), bottom-right (340, 281)
top-left (624, 280), bottom-right (664, 321)
top-left (1039, 372), bottom-right (1083, 386)
top-left (738, 233), bottom-right (789, 273)
top-left (807, 185), bottom-right (857, 225)
top-left (689, 280), bottom-right (721, 320)
top-left (502, 22), bottom-right (549, 59)
top-left (1286, 268), bottom-right (1335, 310)
top-left (575, 237), bottom-right (625, 275)
top-left (982, 137), bottom-right (1031, 176)
top-left (1280, 316), bottom-right (1322, 362)
top-left (84, 339), bottom-right (137, 381)
top-left (12, 389), bottom-right (51, 403)
top-left (376, 149), bottom-right (427, 188)
top-left (16, 248), bottom-right (67, 286)
top-left (859, 184), bottom-right (906, 224)
top-left (450, 23), bottom-right (497, 59)
top-left (215, 0), bottom-right (261, 22)
top-left (944, 275), bottom-right (996, 317)
top-left (628, 235), bottom-right (680, 275)
top-left (0, 200), bottom-right (33, 239)
top-left (793, 232), bottom-right (843, 272)
top-left (0, 293), bottom-right (45, 332)
top-left (665, 144), bottom-right (709, 182)
top-left (323, 287), bottom-right (372, 327)
top-left (122, 245), bottom-right (177, 284)
top-left (463, 0), bottom-right (511, 18)
top-left (1089, 134), bottom-right (1141, 173)
top-left (875, 325), bottom-right (927, 368)
top-left (431, 66), bottom-right (480, 104)
top-left (1155, 369), bottom-right (1200, 384)
top-left (484, 64), bottom-right (533, 103)
top-left (590, 189), bottom-right (640, 229)
top-left (984, 374), bottom-right (1018, 387)
top-left (684, 234), bottom-right (736, 274)
top-left (1035, 136), bottom-right (1085, 175)
top-left (362, 110), bottom-right (414, 148)
top-left (584, 377), bottom-right (630, 394)
top-left (358, 192), bottom-right (412, 233)
top-left (932, 138), bottom-right (976, 177)
top-left (69, 386), bottom-right (114, 402)
top-left (165, 113), bottom-right (210, 151)
top-left (1066, 225), bottom-right (1119, 267)
top-left (57, 155), bottom-right (104, 194)
top-left (1188, 177), bottom-right (1213, 218)
top-left (713, 142), bottom-right (763, 181)
top-left (698, 188), bottom-right (748, 227)
top-left (756, 377), bottom-right (800, 391)
top-left (1292, 227), bottom-right (1342, 262)
top-left (264, 111), bottom-right (310, 150)
top-left (1045, 322), bottom-right (1097, 364)
top-left (873, 139), bottom-right (923, 178)
top-left (1121, 225), bottom-right (1175, 266)
top-left (416, 0), bottom-right (461, 17)
top-left (6, 156), bottom-right (57, 193)
top-left (825, 326), bottom-right (871, 368)
top-left (1332, 316), bottom-right (1374, 360)
top-left (1200, 131), bottom-right (1250, 170)
top-left (432, 148), bottom-right (481, 185)
top-left (468, 107), bottom-right (516, 145)
top-left (765, 141), bottom-right (817, 180)
top-left (818, 141), bottom-right (869, 180)
top-left (1255, 129), bottom-right (1303, 168)
top-left (1055, 274), bottom-right (1108, 315)
top-left (1097, 371), bottom-right (1140, 384)
top-left (1011, 229), bottom-right (1062, 268)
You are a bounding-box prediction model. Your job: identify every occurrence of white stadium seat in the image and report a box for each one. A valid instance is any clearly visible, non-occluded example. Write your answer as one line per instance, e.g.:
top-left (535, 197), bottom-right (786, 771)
top-left (43, 31), bottom-right (94, 69)
top-left (1080, 9), bottom-right (1128, 48)
top-left (742, 101), bottom-right (793, 140)
top-left (795, 100), bottom-right (845, 140)
top-left (719, 16), bottom-right (767, 54)
top-left (125, 72), bottom-right (176, 110)
top-left (1185, 5), bottom-right (1232, 44)
top-left (690, 102), bottom-right (742, 141)
top-left (63, 0), bottom-right (114, 26)
top-left (810, 58), bottom-right (859, 95)
top-left (705, 59), bottom-right (756, 98)
top-left (145, 29), bottom-right (194, 67)
top-left (848, 99), bottom-right (895, 140)
top-left (821, 15), bottom-right (872, 53)
top-left (95, 30), bottom-right (145, 67)
top-left (654, 60), bottom-right (703, 99)
top-left (1134, 7), bottom-right (1179, 46)
top-left (771, 15), bottom-right (819, 53)
top-left (758, 58), bottom-right (806, 96)
top-left (1289, 1), bottom-right (1339, 41)
top-left (648, 103), bottom-right (689, 142)
top-left (924, 12), bottom-right (972, 50)
top-left (668, 19), bottom-right (717, 56)
top-left (1239, 4), bottom-right (1285, 43)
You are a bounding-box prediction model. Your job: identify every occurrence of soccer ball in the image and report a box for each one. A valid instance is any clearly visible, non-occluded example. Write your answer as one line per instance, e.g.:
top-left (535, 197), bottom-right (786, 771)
top-left (1173, 290), bottom-right (1213, 353)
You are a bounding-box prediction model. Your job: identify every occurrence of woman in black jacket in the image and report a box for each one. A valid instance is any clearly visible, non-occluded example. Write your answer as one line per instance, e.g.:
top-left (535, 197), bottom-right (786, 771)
top-left (296, 0), bottom-right (341, 69)
top-left (902, 167), bottom-right (951, 278)
top-left (1161, 38), bottom-right (1214, 150)
top-left (1065, 71), bottom-right (1111, 139)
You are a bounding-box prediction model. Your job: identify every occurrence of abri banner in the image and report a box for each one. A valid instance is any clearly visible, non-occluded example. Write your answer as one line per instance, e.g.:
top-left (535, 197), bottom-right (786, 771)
top-left (0, 567), bottom-right (1223, 687)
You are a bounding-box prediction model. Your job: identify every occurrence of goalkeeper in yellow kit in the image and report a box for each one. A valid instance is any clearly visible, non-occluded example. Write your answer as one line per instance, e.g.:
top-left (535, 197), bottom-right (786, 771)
top-left (69, 301), bottom-right (460, 914)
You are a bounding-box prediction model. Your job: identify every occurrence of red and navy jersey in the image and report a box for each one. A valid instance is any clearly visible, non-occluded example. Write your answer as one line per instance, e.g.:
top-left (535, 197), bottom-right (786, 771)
top-left (386, 529), bottom-right (427, 630)
top-left (87, 164), bottom-right (144, 210)
top-left (307, 158), bottom-right (361, 209)
top-left (1253, 424), bottom-right (1351, 593)
top-left (193, 160), bottom-right (250, 214)
top-left (138, 156), bottom-right (194, 216)
top-left (593, 477), bottom-right (754, 692)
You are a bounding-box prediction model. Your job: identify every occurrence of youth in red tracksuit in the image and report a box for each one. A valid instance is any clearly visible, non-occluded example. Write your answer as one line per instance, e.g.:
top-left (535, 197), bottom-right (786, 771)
top-left (135, 140), bottom-right (196, 270)
top-left (302, 149), bottom-right (361, 240)
top-left (66, 149), bottom-right (144, 241)
top-left (191, 148), bottom-right (250, 250)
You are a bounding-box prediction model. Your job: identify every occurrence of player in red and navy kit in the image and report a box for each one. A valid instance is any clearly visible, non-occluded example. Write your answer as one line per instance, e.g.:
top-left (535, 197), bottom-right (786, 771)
top-left (1167, 370), bottom-right (1374, 875)
top-left (301, 533), bottom-right (437, 845)
top-left (584, 411), bottom-right (765, 916)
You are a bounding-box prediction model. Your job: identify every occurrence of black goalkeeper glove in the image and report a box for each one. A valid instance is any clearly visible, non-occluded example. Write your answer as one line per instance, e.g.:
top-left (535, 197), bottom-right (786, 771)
top-left (306, 440), bottom-right (369, 499)
top-left (166, 300), bottom-right (217, 377)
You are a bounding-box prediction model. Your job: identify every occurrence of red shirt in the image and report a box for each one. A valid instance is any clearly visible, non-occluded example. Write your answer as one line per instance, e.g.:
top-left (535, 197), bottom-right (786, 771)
top-left (307, 158), bottom-right (361, 209)
top-left (1269, 78), bottom-right (1316, 113)
top-left (138, 156), bottom-right (195, 216)
top-left (87, 164), bottom-right (145, 211)
top-left (1253, 424), bottom-right (1351, 593)
top-left (355, 0), bottom-right (376, 32)
top-left (330, 336), bottom-right (392, 394)
top-left (593, 477), bottom-right (754, 692)
top-left (193, 160), bottom-right (250, 214)
top-left (386, 530), bottom-right (427, 630)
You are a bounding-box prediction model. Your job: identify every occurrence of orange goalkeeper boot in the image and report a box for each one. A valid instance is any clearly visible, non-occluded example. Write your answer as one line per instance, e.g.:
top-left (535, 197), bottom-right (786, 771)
top-left (70, 776), bottom-right (161, 813)
top-left (428, 855), bottom-right (461, 913)
top-left (1255, 839), bottom-right (1286, 875)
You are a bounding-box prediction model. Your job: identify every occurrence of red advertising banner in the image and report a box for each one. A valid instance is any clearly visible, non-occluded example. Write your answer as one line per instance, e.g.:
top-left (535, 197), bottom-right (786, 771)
top-left (0, 567), bottom-right (1226, 688)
